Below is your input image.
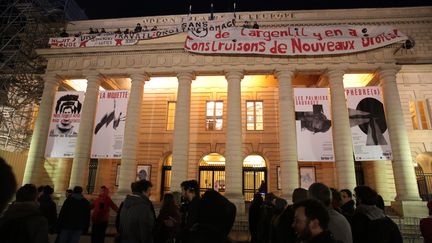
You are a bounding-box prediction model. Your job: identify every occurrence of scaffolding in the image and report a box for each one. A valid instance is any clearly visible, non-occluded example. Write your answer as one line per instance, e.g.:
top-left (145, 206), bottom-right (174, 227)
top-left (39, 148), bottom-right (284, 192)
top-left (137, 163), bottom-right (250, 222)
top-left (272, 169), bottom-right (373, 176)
top-left (0, 0), bottom-right (86, 151)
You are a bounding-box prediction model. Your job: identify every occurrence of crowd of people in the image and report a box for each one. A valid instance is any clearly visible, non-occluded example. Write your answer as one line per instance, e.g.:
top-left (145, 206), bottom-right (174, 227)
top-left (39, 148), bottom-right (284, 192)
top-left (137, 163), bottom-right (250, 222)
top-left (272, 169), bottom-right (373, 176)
top-left (248, 183), bottom-right (406, 243)
top-left (0, 155), bottom-right (432, 243)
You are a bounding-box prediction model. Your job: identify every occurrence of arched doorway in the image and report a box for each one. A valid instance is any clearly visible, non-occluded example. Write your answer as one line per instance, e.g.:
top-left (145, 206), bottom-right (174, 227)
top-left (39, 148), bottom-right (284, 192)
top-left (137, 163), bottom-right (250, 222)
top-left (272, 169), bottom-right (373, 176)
top-left (415, 152), bottom-right (432, 201)
top-left (199, 153), bottom-right (225, 195)
top-left (160, 154), bottom-right (172, 200)
top-left (243, 155), bottom-right (267, 201)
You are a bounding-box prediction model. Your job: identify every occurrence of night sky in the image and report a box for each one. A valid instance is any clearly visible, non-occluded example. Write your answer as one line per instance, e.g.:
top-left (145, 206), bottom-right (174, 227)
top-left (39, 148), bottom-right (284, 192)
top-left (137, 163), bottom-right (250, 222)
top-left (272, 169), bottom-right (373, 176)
top-left (75, 0), bottom-right (431, 20)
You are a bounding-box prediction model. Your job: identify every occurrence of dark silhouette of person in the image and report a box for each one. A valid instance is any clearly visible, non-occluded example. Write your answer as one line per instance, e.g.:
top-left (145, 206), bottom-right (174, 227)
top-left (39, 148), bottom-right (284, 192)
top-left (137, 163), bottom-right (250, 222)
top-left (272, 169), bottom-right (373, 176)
top-left (38, 185), bottom-right (58, 234)
top-left (134, 23), bottom-right (143, 33)
top-left (249, 193), bottom-right (263, 243)
top-left (0, 157), bottom-right (17, 212)
top-left (154, 193), bottom-right (181, 243)
top-left (420, 201), bottom-right (432, 243)
top-left (0, 184), bottom-right (49, 243)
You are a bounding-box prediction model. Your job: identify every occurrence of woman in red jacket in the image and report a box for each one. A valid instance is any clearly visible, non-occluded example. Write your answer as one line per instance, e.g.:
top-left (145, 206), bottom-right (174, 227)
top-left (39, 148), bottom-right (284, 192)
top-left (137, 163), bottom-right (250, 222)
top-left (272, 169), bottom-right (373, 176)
top-left (91, 186), bottom-right (118, 243)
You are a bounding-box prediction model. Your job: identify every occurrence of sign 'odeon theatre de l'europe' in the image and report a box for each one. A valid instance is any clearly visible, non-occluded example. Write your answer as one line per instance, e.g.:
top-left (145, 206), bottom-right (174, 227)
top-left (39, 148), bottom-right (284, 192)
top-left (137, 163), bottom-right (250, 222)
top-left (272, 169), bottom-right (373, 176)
top-left (24, 6), bottom-right (432, 216)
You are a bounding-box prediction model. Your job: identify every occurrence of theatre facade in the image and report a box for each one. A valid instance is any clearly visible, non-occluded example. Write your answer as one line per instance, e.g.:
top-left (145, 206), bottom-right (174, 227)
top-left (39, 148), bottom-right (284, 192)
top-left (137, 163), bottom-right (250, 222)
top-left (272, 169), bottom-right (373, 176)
top-left (14, 6), bottom-right (432, 216)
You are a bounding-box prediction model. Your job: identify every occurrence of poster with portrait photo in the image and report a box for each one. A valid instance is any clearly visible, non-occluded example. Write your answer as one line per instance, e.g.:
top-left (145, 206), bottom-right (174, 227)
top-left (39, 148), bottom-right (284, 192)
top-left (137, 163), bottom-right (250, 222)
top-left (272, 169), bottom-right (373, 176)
top-left (45, 91), bottom-right (85, 158)
top-left (136, 165), bottom-right (151, 181)
top-left (91, 90), bottom-right (129, 159)
top-left (300, 167), bottom-right (316, 189)
top-left (345, 87), bottom-right (392, 161)
top-left (294, 88), bottom-right (335, 162)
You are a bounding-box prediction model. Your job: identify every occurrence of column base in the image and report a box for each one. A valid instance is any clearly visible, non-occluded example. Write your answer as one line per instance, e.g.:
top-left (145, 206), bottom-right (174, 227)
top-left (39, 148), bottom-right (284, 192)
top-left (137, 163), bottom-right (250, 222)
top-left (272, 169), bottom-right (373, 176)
top-left (225, 193), bottom-right (246, 216)
top-left (391, 200), bottom-right (428, 218)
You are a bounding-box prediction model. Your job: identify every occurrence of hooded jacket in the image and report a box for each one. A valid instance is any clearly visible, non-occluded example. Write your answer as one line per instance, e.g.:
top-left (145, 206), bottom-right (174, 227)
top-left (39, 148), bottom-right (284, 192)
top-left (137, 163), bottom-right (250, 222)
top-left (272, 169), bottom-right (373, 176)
top-left (58, 192), bottom-right (91, 232)
top-left (0, 201), bottom-right (49, 243)
top-left (119, 193), bottom-right (155, 243)
top-left (91, 187), bottom-right (118, 224)
top-left (351, 204), bottom-right (402, 243)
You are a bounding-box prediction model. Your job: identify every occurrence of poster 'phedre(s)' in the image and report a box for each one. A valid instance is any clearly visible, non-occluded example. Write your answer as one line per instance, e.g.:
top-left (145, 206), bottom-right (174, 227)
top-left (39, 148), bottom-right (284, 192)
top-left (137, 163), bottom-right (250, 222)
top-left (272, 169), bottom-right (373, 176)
top-left (345, 87), bottom-right (392, 161)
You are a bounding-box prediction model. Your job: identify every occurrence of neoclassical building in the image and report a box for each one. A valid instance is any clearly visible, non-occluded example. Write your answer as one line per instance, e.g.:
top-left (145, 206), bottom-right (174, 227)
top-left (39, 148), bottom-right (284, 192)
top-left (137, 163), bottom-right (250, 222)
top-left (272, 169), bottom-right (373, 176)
top-left (13, 6), bottom-right (432, 216)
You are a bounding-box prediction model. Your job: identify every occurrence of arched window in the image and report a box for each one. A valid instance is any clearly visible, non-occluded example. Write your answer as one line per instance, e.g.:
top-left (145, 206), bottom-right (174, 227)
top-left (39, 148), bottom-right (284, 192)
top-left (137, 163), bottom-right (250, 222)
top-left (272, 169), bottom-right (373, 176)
top-left (160, 154), bottom-right (172, 199)
top-left (199, 153), bottom-right (225, 195)
top-left (243, 155), bottom-right (267, 201)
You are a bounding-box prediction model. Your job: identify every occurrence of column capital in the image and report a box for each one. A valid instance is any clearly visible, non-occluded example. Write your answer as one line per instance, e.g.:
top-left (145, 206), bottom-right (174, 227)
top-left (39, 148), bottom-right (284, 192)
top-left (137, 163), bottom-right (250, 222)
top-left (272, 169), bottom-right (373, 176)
top-left (176, 71), bottom-right (196, 81)
top-left (274, 68), bottom-right (296, 80)
top-left (41, 73), bottom-right (61, 86)
top-left (378, 65), bottom-right (400, 80)
top-left (130, 73), bottom-right (150, 83)
top-left (326, 68), bottom-right (346, 79)
top-left (224, 70), bottom-right (244, 80)
top-left (84, 72), bottom-right (102, 84)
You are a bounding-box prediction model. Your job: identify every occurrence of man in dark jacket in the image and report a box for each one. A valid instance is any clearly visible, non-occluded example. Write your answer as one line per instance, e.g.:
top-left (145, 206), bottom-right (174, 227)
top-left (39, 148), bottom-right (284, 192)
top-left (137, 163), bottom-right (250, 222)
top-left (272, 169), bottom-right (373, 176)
top-left (57, 186), bottom-right (91, 243)
top-left (39, 185), bottom-right (58, 234)
top-left (292, 199), bottom-right (341, 243)
top-left (119, 179), bottom-right (155, 243)
top-left (0, 184), bottom-right (49, 243)
top-left (351, 186), bottom-right (402, 243)
top-left (179, 180), bottom-right (200, 243)
top-left (340, 189), bottom-right (355, 220)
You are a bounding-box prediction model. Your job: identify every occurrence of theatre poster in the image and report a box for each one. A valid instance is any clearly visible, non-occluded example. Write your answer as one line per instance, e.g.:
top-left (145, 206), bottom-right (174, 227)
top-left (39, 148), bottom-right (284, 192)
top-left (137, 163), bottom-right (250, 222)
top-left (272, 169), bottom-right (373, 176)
top-left (294, 88), bottom-right (335, 162)
top-left (91, 90), bottom-right (129, 159)
top-left (345, 87), bottom-right (392, 161)
top-left (45, 91), bottom-right (85, 158)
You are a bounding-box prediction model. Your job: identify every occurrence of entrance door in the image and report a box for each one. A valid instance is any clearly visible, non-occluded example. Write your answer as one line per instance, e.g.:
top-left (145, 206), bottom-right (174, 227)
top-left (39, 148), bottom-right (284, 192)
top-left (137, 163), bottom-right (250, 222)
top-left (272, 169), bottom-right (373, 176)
top-left (243, 155), bottom-right (267, 201)
top-left (198, 153), bottom-right (226, 195)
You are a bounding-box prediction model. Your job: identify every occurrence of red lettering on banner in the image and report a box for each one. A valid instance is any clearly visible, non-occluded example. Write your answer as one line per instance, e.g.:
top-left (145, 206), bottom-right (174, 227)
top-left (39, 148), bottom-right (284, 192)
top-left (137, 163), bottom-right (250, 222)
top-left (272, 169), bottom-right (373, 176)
top-left (270, 41), bottom-right (287, 54)
top-left (215, 31), bottom-right (229, 39)
top-left (292, 38), bottom-right (354, 53)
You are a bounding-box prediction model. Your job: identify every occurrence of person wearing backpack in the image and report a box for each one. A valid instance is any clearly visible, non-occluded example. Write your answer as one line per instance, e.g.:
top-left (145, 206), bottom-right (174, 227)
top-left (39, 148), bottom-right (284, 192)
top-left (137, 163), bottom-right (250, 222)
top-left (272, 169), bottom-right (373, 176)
top-left (0, 184), bottom-right (49, 243)
top-left (91, 186), bottom-right (118, 243)
top-left (351, 186), bottom-right (402, 243)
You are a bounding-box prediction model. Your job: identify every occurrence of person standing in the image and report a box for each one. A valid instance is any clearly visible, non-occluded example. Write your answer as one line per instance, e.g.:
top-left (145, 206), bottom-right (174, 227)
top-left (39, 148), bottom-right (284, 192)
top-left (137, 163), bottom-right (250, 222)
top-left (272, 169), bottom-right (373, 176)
top-left (178, 180), bottom-right (200, 243)
top-left (39, 185), bottom-right (58, 234)
top-left (292, 199), bottom-right (341, 243)
top-left (249, 193), bottom-right (263, 243)
top-left (119, 179), bottom-right (155, 243)
top-left (0, 184), bottom-right (49, 243)
top-left (57, 186), bottom-right (91, 243)
top-left (0, 157), bottom-right (17, 212)
top-left (154, 193), bottom-right (181, 243)
top-left (308, 183), bottom-right (353, 243)
top-left (351, 185), bottom-right (402, 243)
top-left (340, 189), bottom-right (355, 220)
top-left (91, 186), bottom-right (118, 243)
top-left (420, 201), bottom-right (432, 243)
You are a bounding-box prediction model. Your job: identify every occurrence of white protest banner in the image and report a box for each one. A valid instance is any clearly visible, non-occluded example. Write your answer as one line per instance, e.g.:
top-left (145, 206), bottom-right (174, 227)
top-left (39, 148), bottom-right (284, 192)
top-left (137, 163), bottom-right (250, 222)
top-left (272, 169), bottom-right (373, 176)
top-left (185, 25), bottom-right (407, 56)
top-left (45, 91), bottom-right (84, 158)
top-left (346, 87), bottom-right (392, 161)
top-left (91, 90), bottom-right (129, 159)
top-left (294, 88), bottom-right (334, 162)
top-left (49, 16), bottom-right (236, 48)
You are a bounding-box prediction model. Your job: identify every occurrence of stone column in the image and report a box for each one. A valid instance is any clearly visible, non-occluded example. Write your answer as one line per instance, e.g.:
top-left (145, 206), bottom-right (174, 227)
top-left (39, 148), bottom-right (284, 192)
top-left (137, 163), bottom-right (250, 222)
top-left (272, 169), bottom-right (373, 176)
top-left (170, 72), bottom-right (194, 192)
top-left (54, 158), bottom-right (72, 193)
top-left (379, 67), bottom-right (425, 216)
top-left (69, 73), bottom-right (101, 188)
top-left (224, 70), bottom-right (245, 214)
top-left (23, 74), bottom-right (60, 185)
top-left (327, 69), bottom-right (357, 191)
top-left (117, 73), bottom-right (148, 195)
top-left (275, 69), bottom-right (299, 203)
